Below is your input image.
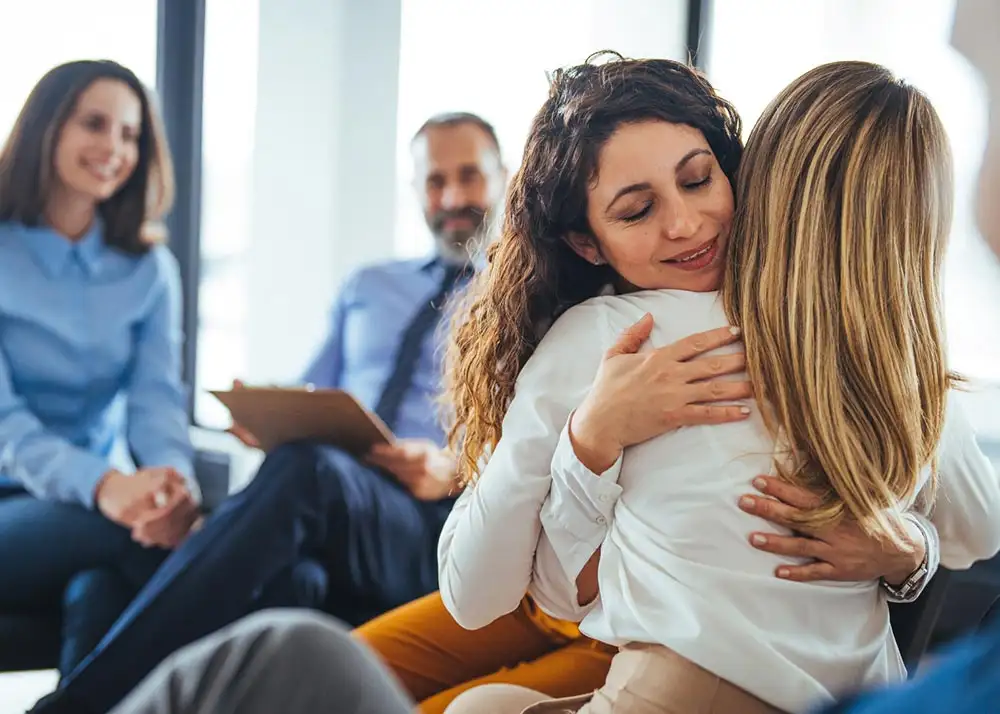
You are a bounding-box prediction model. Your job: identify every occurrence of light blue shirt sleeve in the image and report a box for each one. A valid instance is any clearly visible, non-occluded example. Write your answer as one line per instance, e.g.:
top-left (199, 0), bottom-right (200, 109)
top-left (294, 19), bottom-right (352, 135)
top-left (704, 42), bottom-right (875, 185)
top-left (300, 274), bottom-right (355, 388)
top-left (125, 248), bottom-right (198, 501)
top-left (0, 349), bottom-right (111, 508)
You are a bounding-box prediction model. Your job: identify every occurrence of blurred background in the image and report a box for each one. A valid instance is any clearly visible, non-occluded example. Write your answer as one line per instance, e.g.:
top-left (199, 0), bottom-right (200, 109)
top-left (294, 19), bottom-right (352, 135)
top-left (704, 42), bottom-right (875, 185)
top-left (3, 0), bottom-right (992, 438)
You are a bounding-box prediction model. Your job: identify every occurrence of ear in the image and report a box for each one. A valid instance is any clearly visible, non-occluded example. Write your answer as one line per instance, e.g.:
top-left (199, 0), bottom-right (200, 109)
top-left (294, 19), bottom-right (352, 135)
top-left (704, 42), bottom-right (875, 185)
top-left (563, 232), bottom-right (604, 265)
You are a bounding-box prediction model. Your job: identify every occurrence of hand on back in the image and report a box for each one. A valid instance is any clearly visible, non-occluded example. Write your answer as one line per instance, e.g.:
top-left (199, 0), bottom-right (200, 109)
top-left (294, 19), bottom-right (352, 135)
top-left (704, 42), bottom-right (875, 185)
top-left (570, 313), bottom-right (752, 472)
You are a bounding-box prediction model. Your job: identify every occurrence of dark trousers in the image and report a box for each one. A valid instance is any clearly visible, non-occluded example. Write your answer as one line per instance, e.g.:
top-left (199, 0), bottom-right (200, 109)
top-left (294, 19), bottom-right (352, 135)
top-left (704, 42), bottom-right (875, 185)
top-left (0, 478), bottom-right (167, 678)
top-left (46, 442), bottom-right (454, 714)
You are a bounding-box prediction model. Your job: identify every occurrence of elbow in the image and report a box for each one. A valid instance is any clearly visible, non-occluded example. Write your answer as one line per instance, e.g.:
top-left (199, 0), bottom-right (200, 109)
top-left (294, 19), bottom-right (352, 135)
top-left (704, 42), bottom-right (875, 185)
top-left (970, 517), bottom-right (1000, 565)
top-left (439, 584), bottom-right (502, 631)
top-left (438, 565), bottom-right (523, 631)
top-left (942, 508), bottom-right (1000, 571)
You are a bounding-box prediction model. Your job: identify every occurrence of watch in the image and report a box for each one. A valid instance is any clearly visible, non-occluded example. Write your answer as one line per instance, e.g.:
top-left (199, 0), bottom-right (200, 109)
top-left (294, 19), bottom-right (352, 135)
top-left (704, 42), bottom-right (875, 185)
top-left (881, 516), bottom-right (931, 601)
top-left (881, 557), bottom-right (929, 600)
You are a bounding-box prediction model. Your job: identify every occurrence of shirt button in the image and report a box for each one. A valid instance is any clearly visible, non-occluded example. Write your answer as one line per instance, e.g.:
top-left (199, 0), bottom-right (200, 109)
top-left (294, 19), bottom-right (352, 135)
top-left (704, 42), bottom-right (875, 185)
top-left (599, 494), bottom-right (610, 502)
top-left (596, 516), bottom-right (607, 525)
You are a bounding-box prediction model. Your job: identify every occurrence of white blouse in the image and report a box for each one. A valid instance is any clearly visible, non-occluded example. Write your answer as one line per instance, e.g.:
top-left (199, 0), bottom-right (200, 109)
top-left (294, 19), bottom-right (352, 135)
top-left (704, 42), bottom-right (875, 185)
top-left (437, 289), bottom-right (1000, 714)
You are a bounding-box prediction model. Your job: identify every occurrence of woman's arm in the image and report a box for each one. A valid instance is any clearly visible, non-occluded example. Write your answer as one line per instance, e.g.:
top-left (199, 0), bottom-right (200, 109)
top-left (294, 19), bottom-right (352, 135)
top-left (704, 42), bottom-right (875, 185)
top-left (530, 318), bottom-right (751, 621)
top-left (742, 476), bottom-right (936, 597)
top-left (0, 347), bottom-right (112, 506)
top-left (126, 247), bottom-right (200, 501)
top-left (437, 304), bottom-right (611, 630)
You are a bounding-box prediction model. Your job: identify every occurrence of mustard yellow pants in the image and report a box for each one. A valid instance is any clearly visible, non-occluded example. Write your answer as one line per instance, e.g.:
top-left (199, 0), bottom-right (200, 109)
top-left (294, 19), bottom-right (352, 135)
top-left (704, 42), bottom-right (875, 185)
top-left (354, 592), bottom-right (615, 714)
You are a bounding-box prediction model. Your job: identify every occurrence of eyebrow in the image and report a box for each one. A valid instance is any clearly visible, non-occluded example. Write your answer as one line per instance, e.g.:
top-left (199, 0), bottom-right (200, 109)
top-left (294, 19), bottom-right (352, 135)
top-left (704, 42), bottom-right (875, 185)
top-left (604, 147), bottom-right (713, 214)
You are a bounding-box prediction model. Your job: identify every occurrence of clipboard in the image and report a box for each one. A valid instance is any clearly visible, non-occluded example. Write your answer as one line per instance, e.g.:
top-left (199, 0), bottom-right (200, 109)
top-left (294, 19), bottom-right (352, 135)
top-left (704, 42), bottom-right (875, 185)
top-left (210, 387), bottom-right (394, 455)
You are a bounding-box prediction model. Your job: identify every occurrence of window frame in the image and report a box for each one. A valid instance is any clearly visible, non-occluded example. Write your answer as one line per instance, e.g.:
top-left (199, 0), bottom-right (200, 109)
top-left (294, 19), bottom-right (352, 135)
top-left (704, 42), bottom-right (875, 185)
top-left (156, 0), bottom-right (206, 418)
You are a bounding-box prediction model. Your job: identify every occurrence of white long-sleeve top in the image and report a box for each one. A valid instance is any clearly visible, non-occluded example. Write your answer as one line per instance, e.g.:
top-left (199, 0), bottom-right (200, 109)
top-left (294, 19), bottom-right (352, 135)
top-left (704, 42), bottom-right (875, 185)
top-left (437, 289), bottom-right (1000, 714)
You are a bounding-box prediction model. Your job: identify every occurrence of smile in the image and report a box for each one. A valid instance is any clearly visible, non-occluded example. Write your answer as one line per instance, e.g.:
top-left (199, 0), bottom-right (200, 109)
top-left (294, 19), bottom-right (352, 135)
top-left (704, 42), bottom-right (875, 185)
top-left (662, 238), bottom-right (720, 271)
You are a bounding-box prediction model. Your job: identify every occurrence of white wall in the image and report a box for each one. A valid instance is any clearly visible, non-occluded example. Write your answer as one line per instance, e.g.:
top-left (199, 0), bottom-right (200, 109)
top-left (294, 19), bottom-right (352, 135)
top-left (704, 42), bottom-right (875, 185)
top-left (246, 0), bottom-right (402, 385)
top-left (194, 0), bottom-right (403, 486)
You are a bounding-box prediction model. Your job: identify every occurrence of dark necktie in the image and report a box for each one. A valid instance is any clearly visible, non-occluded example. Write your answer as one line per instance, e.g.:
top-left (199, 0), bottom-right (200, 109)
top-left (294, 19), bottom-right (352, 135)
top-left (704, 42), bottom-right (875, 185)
top-left (374, 263), bottom-right (469, 431)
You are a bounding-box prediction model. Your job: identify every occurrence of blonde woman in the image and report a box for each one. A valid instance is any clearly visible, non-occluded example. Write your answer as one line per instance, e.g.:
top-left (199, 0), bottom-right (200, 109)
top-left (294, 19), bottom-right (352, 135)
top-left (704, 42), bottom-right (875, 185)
top-left (437, 57), bottom-right (1000, 714)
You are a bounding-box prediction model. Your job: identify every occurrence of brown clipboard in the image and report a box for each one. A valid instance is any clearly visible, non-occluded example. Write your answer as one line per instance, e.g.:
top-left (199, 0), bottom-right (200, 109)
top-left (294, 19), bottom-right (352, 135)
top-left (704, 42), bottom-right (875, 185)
top-left (209, 387), bottom-right (394, 455)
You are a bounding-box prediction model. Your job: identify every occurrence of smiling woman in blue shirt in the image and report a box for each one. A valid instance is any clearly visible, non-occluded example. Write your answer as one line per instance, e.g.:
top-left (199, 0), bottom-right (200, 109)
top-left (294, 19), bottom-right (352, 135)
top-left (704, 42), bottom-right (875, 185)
top-left (0, 60), bottom-right (200, 677)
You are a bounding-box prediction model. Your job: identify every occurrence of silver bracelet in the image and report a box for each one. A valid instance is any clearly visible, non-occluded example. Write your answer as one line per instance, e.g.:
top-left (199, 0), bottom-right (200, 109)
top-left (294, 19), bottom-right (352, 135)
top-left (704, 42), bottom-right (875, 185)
top-left (881, 516), bottom-right (930, 601)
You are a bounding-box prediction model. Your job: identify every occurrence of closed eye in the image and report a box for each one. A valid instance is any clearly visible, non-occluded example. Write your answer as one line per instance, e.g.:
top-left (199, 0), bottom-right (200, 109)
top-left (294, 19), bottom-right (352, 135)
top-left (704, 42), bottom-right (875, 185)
top-left (684, 175), bottom-right (713, 190)
top-left (622, 203), bottom-right (652, 224)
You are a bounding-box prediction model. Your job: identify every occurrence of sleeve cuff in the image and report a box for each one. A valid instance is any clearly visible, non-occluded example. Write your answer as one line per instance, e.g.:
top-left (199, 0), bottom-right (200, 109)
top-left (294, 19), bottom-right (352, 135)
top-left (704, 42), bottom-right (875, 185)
top-left (884, 512), bottom-right (940, 603)
top-left (539, 420), bottom-right (624, 582)
top-left (75, 456), bottom-right (115, 510)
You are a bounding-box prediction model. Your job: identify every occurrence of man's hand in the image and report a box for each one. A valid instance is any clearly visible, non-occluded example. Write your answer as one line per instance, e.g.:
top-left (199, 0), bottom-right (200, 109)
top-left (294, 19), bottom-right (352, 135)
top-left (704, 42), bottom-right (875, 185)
top-left (739, 475), bottom-right (925, 584)
top-left (226, 379), bottom-right (261, 449)
top-left (366, 439), bottom-right (458, 501)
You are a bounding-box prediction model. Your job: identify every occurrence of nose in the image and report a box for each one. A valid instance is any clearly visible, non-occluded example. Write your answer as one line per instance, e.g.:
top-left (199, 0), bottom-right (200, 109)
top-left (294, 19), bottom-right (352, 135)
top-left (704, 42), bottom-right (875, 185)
top-left (662, 196), bottom-right (701, 241)
top-left (93, 128), bottom-right (126, 159)
top-left (441, 181), bottom-right (471, 210)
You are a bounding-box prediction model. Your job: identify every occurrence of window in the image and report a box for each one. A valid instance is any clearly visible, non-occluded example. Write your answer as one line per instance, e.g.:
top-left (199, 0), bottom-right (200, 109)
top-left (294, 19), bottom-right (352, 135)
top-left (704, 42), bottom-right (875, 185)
top-left (394, 0), bottom-right (689, 257)
top-left (0, 0), bottom-right (158, 138)
top-left (706, 0), bottom-right (1000, 431)
top-left (193, 0), bottom-right (261, 428)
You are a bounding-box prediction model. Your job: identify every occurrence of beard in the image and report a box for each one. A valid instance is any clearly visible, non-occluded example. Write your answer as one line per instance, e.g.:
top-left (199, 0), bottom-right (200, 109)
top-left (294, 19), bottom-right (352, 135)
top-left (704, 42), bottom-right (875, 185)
top-left (429, 206), bottom-right (487, 244)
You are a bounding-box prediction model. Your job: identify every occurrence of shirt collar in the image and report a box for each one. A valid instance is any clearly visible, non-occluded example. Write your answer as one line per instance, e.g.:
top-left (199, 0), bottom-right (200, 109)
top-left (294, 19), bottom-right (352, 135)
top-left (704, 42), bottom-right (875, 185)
top-left (22, 218), bottom-right (105, 278)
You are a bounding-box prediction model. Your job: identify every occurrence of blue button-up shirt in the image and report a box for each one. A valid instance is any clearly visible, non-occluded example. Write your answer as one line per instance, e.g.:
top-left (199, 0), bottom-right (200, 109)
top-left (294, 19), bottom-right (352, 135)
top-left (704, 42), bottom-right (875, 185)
top-left (0, 220), bottom-right (195, 508)
top-left (302, 256), bottom-right (467, 446)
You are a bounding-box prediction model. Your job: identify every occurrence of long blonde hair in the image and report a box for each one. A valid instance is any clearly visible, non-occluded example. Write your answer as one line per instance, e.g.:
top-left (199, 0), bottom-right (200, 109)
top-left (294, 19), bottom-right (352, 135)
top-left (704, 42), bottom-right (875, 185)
top-left (723, 61), bottom-right (954, 546)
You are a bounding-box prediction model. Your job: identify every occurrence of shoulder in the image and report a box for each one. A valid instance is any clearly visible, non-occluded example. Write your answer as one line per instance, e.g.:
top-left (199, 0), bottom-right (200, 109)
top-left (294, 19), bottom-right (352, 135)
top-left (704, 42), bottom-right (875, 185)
top-left (0, 221), bottom-right (31, 258)
top-left (350, 257), bottom-right (428, 284)
top-left (133, 244), bottom-right (182, 291)
top-left (542, 290), bottom-right (682, 347)
top-left (0, 221), bottom-right (21, 244)
top-left (515, 295), bottom-right (631, 393)
top-left (336, 257), bottom-right (428, 300)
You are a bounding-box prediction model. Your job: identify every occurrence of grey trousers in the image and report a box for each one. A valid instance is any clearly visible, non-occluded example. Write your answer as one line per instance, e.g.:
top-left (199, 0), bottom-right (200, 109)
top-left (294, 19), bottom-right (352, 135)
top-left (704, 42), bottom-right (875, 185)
top-left (110, 609), bottom-right (414, 714)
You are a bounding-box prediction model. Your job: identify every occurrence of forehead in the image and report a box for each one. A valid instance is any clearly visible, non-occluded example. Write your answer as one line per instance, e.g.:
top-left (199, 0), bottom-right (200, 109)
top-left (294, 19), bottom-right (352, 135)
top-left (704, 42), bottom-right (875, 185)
top-left (74, 78), bottom-right (142, 120)
top-left (412, 123), bottom-right (499, 172)
top-left (592, 121), bottom-right (711, 190)
top-left (952, 0), bottom-right (1000, 92)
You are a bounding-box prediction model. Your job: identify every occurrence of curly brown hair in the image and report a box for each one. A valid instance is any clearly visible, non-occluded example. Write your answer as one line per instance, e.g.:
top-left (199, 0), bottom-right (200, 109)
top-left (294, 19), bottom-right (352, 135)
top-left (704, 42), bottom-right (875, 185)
top-left (443, 51), bottom-right (744, 484)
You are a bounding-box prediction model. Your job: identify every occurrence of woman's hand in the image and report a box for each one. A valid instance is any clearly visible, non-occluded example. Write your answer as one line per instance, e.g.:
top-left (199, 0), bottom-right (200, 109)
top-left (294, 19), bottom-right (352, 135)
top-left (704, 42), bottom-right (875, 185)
top-left (740, 475), bottom-right (926, 584)
top-left (129, 471), bottom-right (201, 549)
top-left (570, 313), bottom-right (752, 473)
top-left (96, 467), bottom-right (200, 549)
top-left (95, 467), bottom-right (183, 527)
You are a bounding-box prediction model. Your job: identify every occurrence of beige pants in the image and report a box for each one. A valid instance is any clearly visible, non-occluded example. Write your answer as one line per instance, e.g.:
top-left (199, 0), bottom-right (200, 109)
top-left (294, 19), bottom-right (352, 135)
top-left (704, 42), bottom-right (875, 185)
top-left (443, 644), bottom-right (787, 714)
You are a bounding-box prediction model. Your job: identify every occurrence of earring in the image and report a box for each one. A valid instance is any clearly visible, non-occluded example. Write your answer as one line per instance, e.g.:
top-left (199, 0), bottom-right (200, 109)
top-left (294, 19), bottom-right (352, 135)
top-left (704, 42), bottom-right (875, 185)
top-left (592, 256), bottom-right (604, 266)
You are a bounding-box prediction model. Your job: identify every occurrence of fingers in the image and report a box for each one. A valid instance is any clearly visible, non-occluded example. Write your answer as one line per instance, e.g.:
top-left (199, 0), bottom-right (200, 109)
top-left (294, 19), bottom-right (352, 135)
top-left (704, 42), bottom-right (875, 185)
top-left (673, 404), bottom-right (751, 426)
top-left (773, 561), bottom-right (838, 582)
top-left (605, 313), bottom-right (654, 358)
top-left (664, 325), bottom-right (742, 362)
top-left (748, 532), bottom-right (831, 561)
top-left (738, 494), bottom-right (805, 529)
top-left (227, 423), bottom-right (260, 448)
top-left (680, 352), bottom-right (747, 382)
top-left (233, 378), bottom-right (245, 389)
top-left (132, 495), bottom-right (198, 548)
top-left (686, 379), bottom-right (753, 405)
top-left (751, 475), bottom-right (824, 510)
